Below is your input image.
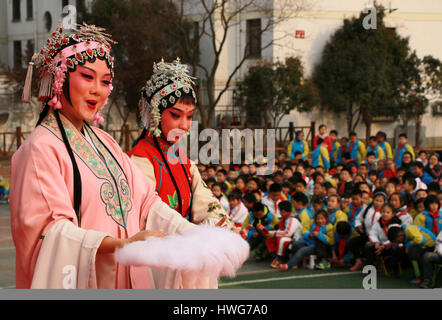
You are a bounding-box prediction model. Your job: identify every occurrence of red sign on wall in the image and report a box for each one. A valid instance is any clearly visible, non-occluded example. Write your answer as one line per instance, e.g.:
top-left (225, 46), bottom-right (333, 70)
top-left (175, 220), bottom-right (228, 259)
top-left (295, 30), bottom-right (305, 39)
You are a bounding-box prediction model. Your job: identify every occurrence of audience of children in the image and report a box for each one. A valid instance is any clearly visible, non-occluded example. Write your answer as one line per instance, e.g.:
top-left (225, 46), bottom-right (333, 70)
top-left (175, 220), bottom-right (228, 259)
top-left (202, 127), bottom-right (441, 288)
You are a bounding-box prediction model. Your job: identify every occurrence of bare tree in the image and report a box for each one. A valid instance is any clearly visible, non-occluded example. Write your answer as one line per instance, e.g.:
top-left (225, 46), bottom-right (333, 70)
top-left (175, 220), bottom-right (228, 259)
top-left (169, 0), bottom-right (312, 128)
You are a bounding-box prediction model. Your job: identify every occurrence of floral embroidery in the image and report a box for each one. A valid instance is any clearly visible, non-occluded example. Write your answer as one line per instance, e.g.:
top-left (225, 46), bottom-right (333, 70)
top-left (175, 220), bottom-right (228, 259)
top-left (167, 191), bottom-right (178, 210)
top-left (41, 113), bottom-right (133, 228)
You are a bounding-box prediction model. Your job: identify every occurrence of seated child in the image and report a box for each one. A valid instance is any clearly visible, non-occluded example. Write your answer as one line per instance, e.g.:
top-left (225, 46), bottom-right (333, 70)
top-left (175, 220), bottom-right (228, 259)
top-left (349, 190), bottom-right (386, 271)
top-left (347, 190), bottom-right (367, 233)
top-left (390, 192), bottom-right (413, 226)
top-left (332, 221), bottom-right (352, 267)
top-left (388, 223), bottom-right (436, 286)
top-left (327, 194), bottom-right (348, 231)
top-left (280, 210), bottom-right (335, 271)
top-left (265, 201), bottom-right (302, 268)
top-left (366, 204), bottom-right (403, 277)
top-left (241, 202), bottom-right (279, 260)
top-left (414, 195), bottom-right (441, 238)
top-left (211, 182), bottom-right (230, 213)
top-left (227, 190), bottom-right (249, 228)
top-left (291, 192), bottom-right (314, 233)
top-left (420, 231), bottom-right (442, 288)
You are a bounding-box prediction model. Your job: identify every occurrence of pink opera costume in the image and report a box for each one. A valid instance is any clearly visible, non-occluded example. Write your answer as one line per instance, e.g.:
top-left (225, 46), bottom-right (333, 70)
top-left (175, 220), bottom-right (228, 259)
top-left (9, 23), bottom-right (196, 289)
top-left (128, 59), bottom-right (239, 288)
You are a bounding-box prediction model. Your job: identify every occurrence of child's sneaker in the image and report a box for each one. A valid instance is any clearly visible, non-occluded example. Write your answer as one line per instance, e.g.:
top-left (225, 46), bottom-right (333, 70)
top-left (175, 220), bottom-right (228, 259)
top-left (410, 278), bottom-right (422, 286)
top-left (419, 280), bottom-right (431, 289)
top-left (270, 259), bottom-right (280, 269)
top-left (350, 261), bottom-right (363, 271)
top-left (315, 260), bottom-right (331, 270)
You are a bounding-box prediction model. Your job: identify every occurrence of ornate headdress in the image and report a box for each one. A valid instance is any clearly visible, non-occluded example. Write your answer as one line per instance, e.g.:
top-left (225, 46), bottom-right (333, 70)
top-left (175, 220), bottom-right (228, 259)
top-left (139, 58), bottom-right (197, 137)
top-left (22, 22), bottom-right (116, 125)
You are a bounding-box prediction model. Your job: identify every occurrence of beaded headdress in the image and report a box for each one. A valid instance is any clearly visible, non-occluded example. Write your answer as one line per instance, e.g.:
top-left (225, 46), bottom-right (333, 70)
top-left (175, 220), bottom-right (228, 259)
top-left (139, 58), bottom-right (197, 137)
top-left (22, 22), bottom-right (116, 125)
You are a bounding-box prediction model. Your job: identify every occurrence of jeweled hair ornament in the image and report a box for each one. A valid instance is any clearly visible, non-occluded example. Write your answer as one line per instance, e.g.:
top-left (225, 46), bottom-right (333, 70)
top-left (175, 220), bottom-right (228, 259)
top-left (22, 22), bottom-right (117, 125)
top-left (139, 58), bottom-right (197, 137)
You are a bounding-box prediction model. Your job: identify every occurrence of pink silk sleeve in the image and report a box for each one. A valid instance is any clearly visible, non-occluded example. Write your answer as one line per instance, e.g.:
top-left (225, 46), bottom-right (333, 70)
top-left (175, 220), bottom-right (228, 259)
top-left (10, 136), bottom-right (80, 288)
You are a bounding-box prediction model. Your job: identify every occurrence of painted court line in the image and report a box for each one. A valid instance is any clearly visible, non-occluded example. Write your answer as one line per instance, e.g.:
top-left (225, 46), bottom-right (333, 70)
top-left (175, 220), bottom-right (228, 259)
top-left (220, 271), bottom-right (354, 287)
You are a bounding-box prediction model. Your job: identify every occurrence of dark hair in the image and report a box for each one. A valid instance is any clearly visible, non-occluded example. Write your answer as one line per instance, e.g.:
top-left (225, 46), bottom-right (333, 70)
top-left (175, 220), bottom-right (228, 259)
top-left (399, 133), bottom-right (408, 139)
top-left (336, 221), bottom-right (351, 237)
top-left (369, 136), bottom-right (377, 142)
top-left (351, 190), bottom-right (363, 198)
top-left (330, 130), bottom-right (338, 136)
top-left (403, 176), bottom-right (417, 189)
top-left (217, 169), bottom-right (227, 176)
top-left (295, 179), bottom-right (307, 187)
top-left (381, 203), bottom-right (395, 214)
top-left (349, 131), bottom-right (357, 137)
top-left (412, 161), bottom-right (424, 169)
top-left (388, 177), bottom-right (400, 186)
top-left (292, 192), bottom-right (309, 205)
top-left (425, 195), bottom-right (440, 211)
top-left (243, 192), bottom-right (257, 204)
top-left (314, 209), bottom-right (328, 221)
top-left (387, 225), bottom-right (403, 243)
top-left (327, 193), bottom-right (340, 202)
top-left (228, 190), bottom-right (243, 201)
top-left (311, 195), bottom-right (325, 205)
top-left (319, 124), bottom-right (327, 130)
top-left (316, 138), bottom-right (324, 145)
top-left (367, 152), bottom-right (376, 158)
top-left (211, 182), bottom-right (223, 190)
top-left (368, 170), bottom-right (379, 178)
top-left (252, 202), bottom-right (265, 213)
top-left (428, 182), bottom-right (440, 193)
top-left (269, 183), bottom-right (282, 193)
top-left (278, 201), bottom-right (292, 213)
top-left (377, 131), bottom-right (387, 139)
top-left (390, 192), bottom-right (407, 207)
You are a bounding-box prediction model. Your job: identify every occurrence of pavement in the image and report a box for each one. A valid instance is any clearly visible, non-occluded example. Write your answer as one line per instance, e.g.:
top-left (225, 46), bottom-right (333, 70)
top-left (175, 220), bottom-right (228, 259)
top-left (0, 203), bottom-right (14, 289)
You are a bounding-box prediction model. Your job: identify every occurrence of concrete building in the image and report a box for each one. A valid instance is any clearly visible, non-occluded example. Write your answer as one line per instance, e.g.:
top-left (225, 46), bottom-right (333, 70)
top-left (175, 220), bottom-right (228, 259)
top-left (189, 0), bottom-right (442, 147)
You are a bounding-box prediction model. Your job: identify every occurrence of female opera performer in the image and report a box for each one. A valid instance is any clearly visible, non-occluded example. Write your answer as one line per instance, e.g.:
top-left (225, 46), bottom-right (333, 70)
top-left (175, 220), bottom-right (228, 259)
top-left (128, 59), bottom-right (235, 288)
top-left (9, 23), bottom-right (197, 289)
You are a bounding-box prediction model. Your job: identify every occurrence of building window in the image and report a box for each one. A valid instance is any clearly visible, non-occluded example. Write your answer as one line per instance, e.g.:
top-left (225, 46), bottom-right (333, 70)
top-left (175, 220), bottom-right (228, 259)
top-left (62, 0), bottom-right (69, 10)
top-left (26, 40), bottom-right (34, 59)
top-left (26, 0), bottom-right (33, 20)
top-left (12, 0), bottom-right (21, 22)
top-left (44, 11), bottom-right (52, 32)
top-left (14, 41), bottom-right (22, 68)
top-left (246, 19), bottom-right (261, 59)
top-left (433, 101), bottom-right (442, 116)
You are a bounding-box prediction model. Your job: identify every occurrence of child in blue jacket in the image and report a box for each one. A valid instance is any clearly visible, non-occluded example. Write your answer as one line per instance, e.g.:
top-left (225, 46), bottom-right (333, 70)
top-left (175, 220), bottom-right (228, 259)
top-left (280, 210), bottom-right (335, 271)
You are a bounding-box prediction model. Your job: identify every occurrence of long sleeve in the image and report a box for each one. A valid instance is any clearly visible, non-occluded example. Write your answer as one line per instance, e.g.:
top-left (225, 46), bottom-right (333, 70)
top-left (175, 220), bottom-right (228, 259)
top-left (30, 220), bottom-right (109, 289)
top-left (321, 147), bottom-right (330, 170)
top-left (377, 146), bottom-right (385, 161)
top-left (302, 141), bottom-right (309, 160)
top-left (359, 141), bottom-right (367, 164)
top-left (406, 144), bottom-right (415, 160)
top-left (10, 136), bottom-right (84, 288)
top-left (385, 142), bottom-right (393, 160)
top-left (316, 224), bottom-right (335, 246)
top-left (287, 140), bottom-right (294, 160)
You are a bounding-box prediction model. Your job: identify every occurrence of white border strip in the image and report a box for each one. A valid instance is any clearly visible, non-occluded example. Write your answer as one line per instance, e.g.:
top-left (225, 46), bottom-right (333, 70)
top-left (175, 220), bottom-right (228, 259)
top-left (220, 271), bottom-right (354, 287)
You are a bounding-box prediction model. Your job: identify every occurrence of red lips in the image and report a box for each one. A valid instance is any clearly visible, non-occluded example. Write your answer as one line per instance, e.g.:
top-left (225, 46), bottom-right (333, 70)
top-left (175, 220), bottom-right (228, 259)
top-left (86, 100), bottom-right (98, 110)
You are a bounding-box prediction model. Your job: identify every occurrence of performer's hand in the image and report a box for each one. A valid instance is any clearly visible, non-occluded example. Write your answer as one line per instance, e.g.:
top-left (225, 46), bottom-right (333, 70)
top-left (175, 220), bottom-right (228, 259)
top-left (127, 230), bottom-right (165, 244)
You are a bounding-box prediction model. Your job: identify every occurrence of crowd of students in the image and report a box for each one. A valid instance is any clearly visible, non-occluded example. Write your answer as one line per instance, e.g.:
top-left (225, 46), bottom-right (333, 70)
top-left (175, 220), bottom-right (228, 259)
top-left (197, 124), bottom-right (442, 288)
